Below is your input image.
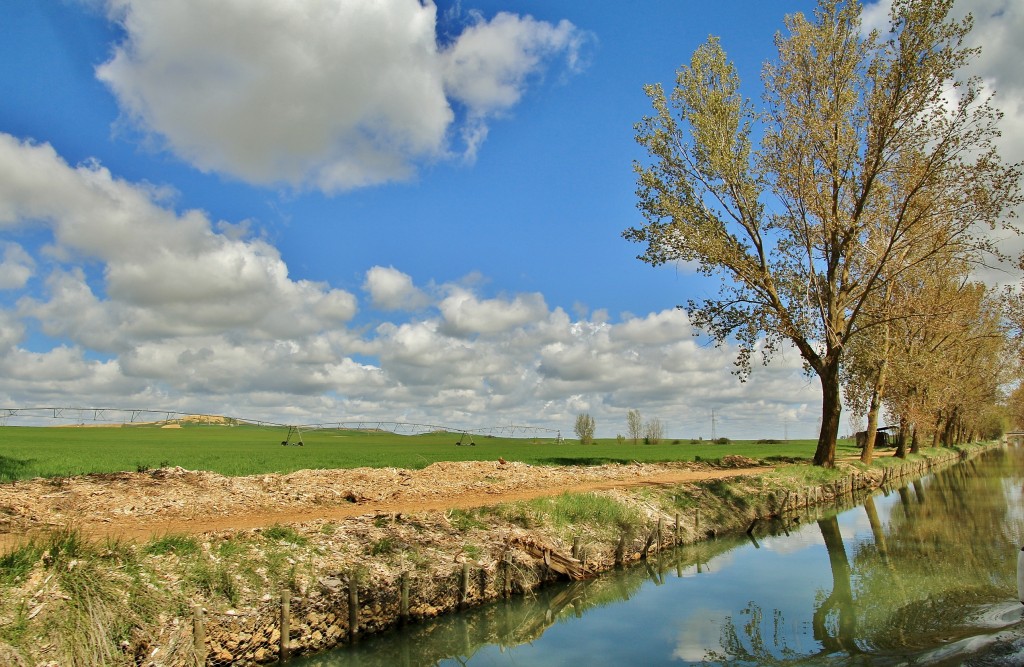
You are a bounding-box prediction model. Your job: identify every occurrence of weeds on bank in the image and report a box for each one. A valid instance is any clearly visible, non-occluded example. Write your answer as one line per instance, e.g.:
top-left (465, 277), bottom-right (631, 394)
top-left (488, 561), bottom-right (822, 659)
top-left (0, 528), bottom-right (163, 666)
top-left (188, 560), bottom-right (241, 605)
top-left (371, 536), bottom-right (399, 555)
top-left (447, 509), bottom-right (489, 531)
top-left (0, 541), bottom-right (42, 587)
top-left (2, 521), bottom-right (333, 664)
top-left (263, 523), bottom-right (308, 546)
top-left (768, 463), bottom-right (850, 489)
top-left (486, 493), bottom-right (647, 537)
top-left (534, 493), bottom-right (644, 532)
top-left (216, 535), bottom-right (248, 559)
top-left (144, 533), bottom-right (200, 557)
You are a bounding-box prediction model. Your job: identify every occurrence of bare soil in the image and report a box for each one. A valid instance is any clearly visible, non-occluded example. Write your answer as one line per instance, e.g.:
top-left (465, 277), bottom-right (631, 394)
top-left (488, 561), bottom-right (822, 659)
top-left (0, 459), bottom-right (770, 548)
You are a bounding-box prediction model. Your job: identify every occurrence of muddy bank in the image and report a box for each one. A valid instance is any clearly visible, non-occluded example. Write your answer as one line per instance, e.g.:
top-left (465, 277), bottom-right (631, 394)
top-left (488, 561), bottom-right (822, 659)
top-left (0, 447), bottom-right (981, 666)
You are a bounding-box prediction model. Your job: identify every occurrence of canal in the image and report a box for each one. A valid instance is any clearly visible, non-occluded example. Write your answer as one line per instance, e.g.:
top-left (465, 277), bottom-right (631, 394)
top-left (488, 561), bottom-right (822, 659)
top-left (294, 445), bottom-right (1024, 666)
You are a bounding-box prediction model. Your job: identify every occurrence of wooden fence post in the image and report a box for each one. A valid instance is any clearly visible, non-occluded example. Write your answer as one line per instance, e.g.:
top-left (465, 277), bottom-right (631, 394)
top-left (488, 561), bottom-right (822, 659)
top-left (192, 605), bottom-right (206, 667)
top-left (502, 553), bottom-right (512, 598)
top-left (348, 576), bottom-right (359, 642)
top-left (460, 562), bottom-right (470, 608)
top-left (279, 592), bottom-right (290, 663)
top-left (400, 572), bottom-right (410, 625)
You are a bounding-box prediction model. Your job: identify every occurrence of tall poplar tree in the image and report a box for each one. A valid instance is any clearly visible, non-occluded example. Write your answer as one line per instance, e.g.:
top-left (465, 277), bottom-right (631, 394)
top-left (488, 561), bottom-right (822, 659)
top-left (626, 0), bottom-right (1021, 466)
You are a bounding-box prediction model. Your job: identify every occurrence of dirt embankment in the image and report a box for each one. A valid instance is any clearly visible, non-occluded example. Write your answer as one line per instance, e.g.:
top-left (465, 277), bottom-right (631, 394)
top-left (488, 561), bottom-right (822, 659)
top-left (1, 450), bottom-right (972, 667)
top-left (0, 458), bottom-right (770, 549)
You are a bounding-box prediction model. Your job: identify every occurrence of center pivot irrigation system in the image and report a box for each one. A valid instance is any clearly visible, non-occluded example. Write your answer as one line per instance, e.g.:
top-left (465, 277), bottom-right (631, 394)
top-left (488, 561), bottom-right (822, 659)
top-left (0, 407), bottom-right (564, 445)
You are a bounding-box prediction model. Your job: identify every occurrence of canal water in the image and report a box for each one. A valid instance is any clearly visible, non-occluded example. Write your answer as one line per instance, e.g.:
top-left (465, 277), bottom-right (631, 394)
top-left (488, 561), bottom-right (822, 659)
top-left (294, 445), bottom-right (1024, 666)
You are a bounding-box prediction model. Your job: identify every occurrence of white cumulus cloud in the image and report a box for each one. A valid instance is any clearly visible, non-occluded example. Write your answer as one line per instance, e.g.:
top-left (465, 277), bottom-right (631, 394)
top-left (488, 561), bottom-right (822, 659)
top-left (364, 265), bottom-right (431, 311)
top-left (0, 242), bottom-right (35, 290)
top-left (438, 287), bottom-right (549, 336)
top-left (95, 0), bottom-right (585, 192)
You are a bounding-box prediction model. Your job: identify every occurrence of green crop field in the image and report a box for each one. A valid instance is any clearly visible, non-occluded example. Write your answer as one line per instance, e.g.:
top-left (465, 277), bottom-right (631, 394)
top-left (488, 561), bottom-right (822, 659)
top-left (0, 423), bottom-right (859, 482)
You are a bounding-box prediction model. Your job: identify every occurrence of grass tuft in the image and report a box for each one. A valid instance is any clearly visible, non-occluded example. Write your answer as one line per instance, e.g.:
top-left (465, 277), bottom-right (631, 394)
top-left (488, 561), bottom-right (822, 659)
top-left (370, 537), bottom-right (398, 556)
top-left (529, 493), bottom-right (645, 532)
top-left (0, 542), bottom-right (42, 587)
top-left (262, 524), bottom-right (308, 546)
top-left (447, 509), bottom-right (487, 532)
top-left (144, 534), bottom-right (200, 557)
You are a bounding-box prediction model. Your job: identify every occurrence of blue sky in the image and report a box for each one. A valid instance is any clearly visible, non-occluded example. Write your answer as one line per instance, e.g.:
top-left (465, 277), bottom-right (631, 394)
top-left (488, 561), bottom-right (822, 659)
top-left (1, 0), bottom-right (1021, 439)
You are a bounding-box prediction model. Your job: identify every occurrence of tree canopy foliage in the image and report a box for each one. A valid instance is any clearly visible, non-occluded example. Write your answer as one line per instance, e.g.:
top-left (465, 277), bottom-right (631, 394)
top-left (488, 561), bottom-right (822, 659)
top-left (574, 412), bottom-right (596, 445)
top-left (626, 0), bottom-right (1021, 466)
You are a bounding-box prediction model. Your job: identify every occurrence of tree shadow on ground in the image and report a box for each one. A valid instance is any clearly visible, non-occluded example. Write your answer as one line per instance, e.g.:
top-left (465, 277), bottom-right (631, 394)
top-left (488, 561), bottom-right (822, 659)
top-left (0, 455), bottom-right (33, 482)
top-left (534, 457), bottom-right (633, 467)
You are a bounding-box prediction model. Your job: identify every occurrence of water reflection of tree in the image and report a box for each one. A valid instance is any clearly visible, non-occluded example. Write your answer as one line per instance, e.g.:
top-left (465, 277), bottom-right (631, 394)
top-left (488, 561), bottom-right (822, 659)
top-left (704, 602), bottom-right (801, 666)
top-left (704, 449), bottom-right (1024, 666)
top-left (703, 517), bottom-right (859, 666)
top-left (812, 516), bottom-right (859, 654)
top-left (851, 448), bottom-right (1024, 651)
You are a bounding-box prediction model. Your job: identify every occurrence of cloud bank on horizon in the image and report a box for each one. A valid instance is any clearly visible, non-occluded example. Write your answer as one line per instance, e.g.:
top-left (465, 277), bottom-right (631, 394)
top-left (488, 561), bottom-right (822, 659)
top-left (0, 0), bottom-right (1021, 439)
top-left (0, 128), bottom-right (816, 435)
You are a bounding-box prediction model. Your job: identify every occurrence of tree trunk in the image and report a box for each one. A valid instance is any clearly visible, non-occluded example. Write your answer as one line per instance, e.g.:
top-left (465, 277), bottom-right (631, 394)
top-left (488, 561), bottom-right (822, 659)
top-left (894, 416), bottom-right (908, 458)
top-left (861, 308), bottom-right (893, 464)
top-left (860, 360), bottom-right (888, 465)
top-left (813, 359), bottom-right (842, 467)
top-left (942, 408), bottom-right (958, 446)
top-left (910, 425), bottom-right (920, 455)
top-left (894, 435), bottom-right (905, 458)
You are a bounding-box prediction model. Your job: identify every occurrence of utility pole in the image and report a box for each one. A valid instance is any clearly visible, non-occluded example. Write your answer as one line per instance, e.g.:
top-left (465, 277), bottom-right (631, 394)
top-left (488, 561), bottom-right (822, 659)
top-left (710, 409), bottom-right (717, 441)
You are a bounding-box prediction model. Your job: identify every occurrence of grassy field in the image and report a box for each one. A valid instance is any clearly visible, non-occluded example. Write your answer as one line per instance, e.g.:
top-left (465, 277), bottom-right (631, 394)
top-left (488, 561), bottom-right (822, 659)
top-left (0, 423), bottom-right (860, 482)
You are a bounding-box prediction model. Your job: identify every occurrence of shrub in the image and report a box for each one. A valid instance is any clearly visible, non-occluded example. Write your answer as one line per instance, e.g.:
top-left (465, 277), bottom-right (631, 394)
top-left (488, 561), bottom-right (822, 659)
top-left (644, 418), bottom-right (664, 444)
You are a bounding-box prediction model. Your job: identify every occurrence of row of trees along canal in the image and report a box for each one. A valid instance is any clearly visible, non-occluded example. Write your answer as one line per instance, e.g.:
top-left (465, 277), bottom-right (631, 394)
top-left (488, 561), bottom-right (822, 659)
top-left (625, 0), bottom-right (1024, 467)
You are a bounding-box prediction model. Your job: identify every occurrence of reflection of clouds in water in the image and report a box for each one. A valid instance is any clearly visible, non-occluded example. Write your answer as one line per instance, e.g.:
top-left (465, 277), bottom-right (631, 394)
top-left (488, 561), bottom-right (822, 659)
top-left (758, 520), bottom-right (823, 555)
top-left (674, 549), bottom-right (739, 577)
top-left (839, 505), bottom-right (879, 554)
top-left (672, 609), bottom-right (727, 661)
